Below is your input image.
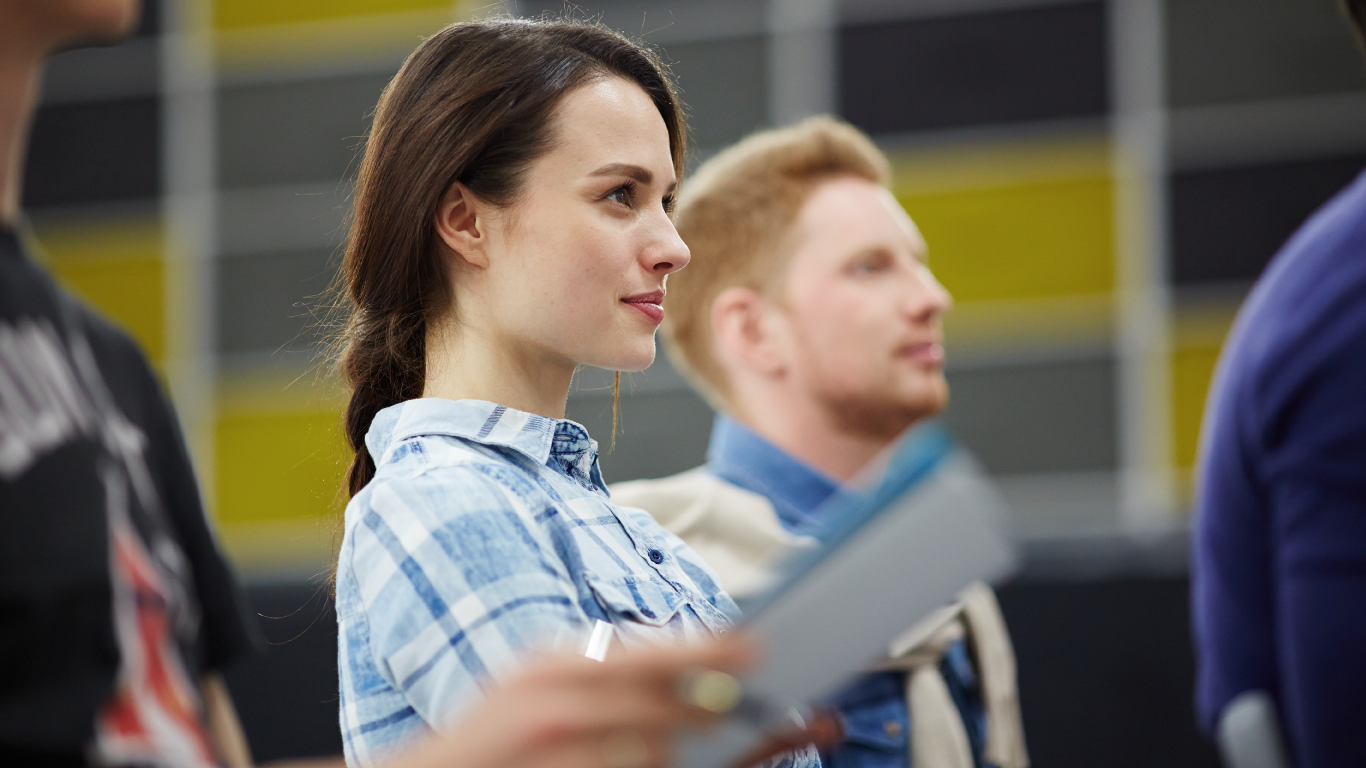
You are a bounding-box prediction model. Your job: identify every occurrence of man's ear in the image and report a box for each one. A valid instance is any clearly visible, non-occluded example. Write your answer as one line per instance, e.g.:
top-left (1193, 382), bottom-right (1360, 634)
top-left (711, 286), bottom-right (787, 378)
top-left (434, 181), bottom-right (491, 269)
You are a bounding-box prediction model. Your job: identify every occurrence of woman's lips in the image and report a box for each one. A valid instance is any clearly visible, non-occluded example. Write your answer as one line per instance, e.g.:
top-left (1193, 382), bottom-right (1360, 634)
top-left (622, 290), bottom-right (665, 325)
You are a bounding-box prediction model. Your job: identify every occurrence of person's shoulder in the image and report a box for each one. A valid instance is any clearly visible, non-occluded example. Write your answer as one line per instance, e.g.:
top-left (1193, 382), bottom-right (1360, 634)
top-left (611, 467), bottom-right (776, 527)
top-left (1256, 168), bottom-right (1366, 311)
top-left (350, 434), bottom-right (548, 533)
top-left (1220, 170), bottom-right (1366, 382)
top-left (57, 290), bottom-right (175, 432)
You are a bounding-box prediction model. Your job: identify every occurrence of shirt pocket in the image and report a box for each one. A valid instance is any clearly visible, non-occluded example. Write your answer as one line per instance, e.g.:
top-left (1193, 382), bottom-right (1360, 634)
top-left (586, 572), bottom-right (686, 629)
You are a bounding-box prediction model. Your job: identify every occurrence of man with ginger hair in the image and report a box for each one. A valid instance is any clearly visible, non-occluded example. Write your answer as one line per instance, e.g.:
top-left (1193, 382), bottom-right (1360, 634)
top-left (613, 117), bottom-right (1029, 768)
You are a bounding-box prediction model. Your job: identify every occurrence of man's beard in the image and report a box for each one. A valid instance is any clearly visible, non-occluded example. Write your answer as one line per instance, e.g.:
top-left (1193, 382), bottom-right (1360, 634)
top-left (817, 378), bottom-right (948, 442)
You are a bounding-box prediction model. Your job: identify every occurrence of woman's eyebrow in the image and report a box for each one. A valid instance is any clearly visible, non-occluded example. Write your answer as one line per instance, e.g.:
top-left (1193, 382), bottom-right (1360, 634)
top-left (590, 162), bottom-right (652, 183)
top-left (590, 162), bottom-right (677, 192)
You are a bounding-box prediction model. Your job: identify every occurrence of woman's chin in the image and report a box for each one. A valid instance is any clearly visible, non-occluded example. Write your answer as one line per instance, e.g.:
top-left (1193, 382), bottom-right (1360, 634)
top-left (584, 341), bottom-right (656, 374)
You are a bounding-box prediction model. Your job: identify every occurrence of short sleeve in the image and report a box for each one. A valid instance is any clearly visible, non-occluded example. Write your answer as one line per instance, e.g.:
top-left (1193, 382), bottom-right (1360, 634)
top-left (123, 329), bottom-right (262, 671)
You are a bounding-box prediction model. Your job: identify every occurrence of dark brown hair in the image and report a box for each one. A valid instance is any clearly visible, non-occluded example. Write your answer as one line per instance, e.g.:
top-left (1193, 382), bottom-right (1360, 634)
top-left (336, 18), bottom-right (685, 497)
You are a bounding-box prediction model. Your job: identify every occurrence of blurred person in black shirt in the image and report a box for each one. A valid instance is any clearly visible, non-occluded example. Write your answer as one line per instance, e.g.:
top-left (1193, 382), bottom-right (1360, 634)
top-left (0, 1), bottom-right (261, 765)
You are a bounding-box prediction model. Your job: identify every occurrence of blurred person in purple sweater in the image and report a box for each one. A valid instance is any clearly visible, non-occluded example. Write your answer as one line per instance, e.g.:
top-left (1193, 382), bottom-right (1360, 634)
top-left (1192, 2), bottom-right (1366, 765)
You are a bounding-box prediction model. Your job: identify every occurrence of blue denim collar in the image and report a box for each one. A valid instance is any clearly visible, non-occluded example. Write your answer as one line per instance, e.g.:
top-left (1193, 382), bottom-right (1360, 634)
top-left (705, 414), bottom-right (842, 538)
top-left (366, 398), bottom-right (602, 484)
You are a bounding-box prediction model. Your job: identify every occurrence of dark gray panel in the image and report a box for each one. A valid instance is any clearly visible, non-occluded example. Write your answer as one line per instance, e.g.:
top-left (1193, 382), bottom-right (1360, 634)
top-left (839, 2), bottom-right (1108, 134)
top-left (513, 0), bottom-right (766, 42)
top-left (942, 356), bottom-right (1117, 474)
top-left (133, 0), bottom-right (160, 37)
top-left (43, 36), bottom-right (158, 105)
top-left (217, 249), bottom-right (339, 355)
top-left (23, 96), bottom-right (160, 208)
top-left (1170, 153), bottom-right (1366, 285)
top-left (566, 389), bottom-right (715, 483)
top-left (226, 584), bottom-right (342, 762)
top-left (218, 73), bottom-right (393, 188)
top-left (1168, 0), bottom-right (1366, 108)
top-left (658, 36), bottom-right (769, 149)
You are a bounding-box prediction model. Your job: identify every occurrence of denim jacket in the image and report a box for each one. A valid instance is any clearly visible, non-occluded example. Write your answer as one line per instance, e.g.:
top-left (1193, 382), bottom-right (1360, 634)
top-left (335, 399), bottom-right (742, 767)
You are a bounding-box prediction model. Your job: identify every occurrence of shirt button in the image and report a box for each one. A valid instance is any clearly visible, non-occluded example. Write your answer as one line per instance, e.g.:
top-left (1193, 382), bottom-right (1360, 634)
top-left (884, 721), bottom-right (902, 736)
top-left (648, 549), bottom-right (665, 564)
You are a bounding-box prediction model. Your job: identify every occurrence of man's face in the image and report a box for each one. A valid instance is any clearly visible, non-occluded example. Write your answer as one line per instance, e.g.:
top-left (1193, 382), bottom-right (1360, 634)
top-left (772, 176), bottom-right (951, 439)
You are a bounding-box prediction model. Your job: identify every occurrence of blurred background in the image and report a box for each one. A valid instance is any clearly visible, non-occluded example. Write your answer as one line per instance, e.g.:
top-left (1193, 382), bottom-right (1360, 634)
top-left (24, 0), bottom-right (1366, 764)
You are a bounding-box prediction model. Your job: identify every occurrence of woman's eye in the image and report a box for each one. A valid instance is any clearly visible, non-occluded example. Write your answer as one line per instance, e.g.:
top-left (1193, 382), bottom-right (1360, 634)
top-left (606, 186), bottom-right (632, 207)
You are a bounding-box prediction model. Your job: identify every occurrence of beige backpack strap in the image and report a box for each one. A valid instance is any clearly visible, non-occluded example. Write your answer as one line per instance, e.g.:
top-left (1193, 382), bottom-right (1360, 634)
top-left (879, 605), bottom-right (972, 768)
top-left (959, 581), bottom-right (1030, 768)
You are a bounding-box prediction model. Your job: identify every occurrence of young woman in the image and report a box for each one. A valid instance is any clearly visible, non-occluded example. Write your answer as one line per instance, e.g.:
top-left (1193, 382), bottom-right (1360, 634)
top-left (331, 18), bottom-right (814, 768)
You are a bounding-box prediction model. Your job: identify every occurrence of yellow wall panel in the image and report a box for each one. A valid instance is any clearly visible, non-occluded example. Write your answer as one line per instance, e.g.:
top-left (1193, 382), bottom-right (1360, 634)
top-left (1170, 303), bottom-right (1238, 497)
top-left (35, 220), bottom-right (165, 363)
top-left (215, 407), bottom-right (349, 527)
top-left (900, 175), bottom-right (1115, 304)
top-left (214, 0), bottom-right (452, 30)
top-left (1170, 344), bottom-right (1221, 471)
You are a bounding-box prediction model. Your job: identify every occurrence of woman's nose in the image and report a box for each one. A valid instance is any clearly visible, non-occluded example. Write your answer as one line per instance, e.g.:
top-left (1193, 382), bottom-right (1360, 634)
top-left (648, 218), bottom-right (691, 274)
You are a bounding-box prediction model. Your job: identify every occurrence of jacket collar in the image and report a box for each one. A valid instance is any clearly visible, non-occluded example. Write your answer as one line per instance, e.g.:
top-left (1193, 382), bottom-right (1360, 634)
top-left (705, 414), bottom-right (840, 536)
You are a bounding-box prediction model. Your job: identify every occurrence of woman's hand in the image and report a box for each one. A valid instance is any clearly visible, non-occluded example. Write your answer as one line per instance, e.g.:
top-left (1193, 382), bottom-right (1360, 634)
top-left (401, 635), bottom-right (757, 768)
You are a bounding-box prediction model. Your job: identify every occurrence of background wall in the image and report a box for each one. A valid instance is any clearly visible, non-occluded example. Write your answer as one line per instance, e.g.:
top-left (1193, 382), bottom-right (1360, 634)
top-left (23, 0), bottom-right (1366, 763)
top-left (28, 0), bottom-right (1366, 569)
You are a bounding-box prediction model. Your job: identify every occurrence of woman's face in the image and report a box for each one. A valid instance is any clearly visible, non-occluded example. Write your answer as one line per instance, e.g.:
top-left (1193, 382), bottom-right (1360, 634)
top-left (469, 76), bottom-right (689, 374)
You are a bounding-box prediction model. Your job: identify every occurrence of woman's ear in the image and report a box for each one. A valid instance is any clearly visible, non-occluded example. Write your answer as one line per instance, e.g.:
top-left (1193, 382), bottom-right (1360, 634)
top-left (434, 182), bottom-right (491, 269)
top-left (711, 286), bottom-right (787, 378)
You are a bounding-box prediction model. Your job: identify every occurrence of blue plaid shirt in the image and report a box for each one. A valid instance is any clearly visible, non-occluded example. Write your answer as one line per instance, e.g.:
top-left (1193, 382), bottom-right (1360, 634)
top-left (336, 399), bottom-right (741, 767)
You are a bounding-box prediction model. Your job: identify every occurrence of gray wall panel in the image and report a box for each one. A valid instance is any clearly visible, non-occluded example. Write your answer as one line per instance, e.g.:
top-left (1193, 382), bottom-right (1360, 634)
top-left (218, 73), bottom-right (392, 188)
top-left (943, 356), bottom-right (1118, 475)
top-left (217, 248), bottom-right (338, 356)
top-left (659, 35), bottom-right (770, 149)
top-left (567, 389), bottom-right (716, 483)
top-left (1167, 0), bottom-right (1366, 108)
top-left (218, 183), bottom-right (351, 256)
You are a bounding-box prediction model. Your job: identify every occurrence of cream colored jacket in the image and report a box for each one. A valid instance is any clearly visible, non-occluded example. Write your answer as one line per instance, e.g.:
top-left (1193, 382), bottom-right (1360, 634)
top-left (612, 464), bottom-right (1029, 768)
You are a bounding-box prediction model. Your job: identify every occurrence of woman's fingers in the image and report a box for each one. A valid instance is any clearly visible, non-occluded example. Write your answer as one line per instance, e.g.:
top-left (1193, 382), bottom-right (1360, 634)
top-left (418, 636), bottom-right (759, 768)
top-left (525, 633), bottom-right (757, 692)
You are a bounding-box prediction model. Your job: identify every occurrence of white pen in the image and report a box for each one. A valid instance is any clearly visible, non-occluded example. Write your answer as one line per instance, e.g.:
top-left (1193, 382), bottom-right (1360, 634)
top-left (583, 619), bottom-right (615, 661)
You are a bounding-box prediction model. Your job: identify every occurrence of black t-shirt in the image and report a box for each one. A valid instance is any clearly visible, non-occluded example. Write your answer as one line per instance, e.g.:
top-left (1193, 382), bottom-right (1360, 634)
top-left (0, 225), bottom-right (258, 765)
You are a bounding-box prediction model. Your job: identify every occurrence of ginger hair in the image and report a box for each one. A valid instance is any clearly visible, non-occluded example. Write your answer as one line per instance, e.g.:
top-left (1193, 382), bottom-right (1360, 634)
top-left (662, 115), bottom-right (890, 409)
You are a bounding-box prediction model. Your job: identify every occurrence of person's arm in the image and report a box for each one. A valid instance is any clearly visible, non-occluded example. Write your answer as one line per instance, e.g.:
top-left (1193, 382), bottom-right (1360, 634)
top-left (1263, 314), bottom-right (1366, 767)
top-left (201, 674), bottom-right (254, 768)
top-left (1192, 378), bottom-right (1280, 738)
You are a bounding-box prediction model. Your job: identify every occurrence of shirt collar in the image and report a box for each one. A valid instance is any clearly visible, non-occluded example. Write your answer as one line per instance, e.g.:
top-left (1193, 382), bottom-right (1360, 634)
top-left (366, 398), bottom-right (603, 484)
top-left (705, 414), bottom-right (841, 536)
